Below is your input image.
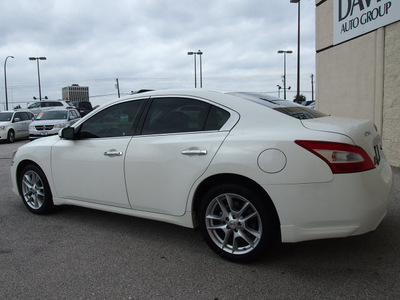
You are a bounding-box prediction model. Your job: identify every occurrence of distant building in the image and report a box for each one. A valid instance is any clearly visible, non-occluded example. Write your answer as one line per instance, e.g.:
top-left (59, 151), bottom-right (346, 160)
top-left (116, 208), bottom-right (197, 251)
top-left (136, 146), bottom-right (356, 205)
top-left (62, 84), bottom-right (89, 102)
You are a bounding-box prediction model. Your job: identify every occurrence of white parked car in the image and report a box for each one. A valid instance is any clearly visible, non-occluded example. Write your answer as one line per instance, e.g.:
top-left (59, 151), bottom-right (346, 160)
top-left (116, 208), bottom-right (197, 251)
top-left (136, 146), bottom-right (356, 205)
top-left (10, 90), bottom-right (393, 262)
top-left (0, 110), bottom-right (34, 143)
top-left (27, 100), bottom-right (74, 117)
top-left (29, 108), bottom-right (81, 140)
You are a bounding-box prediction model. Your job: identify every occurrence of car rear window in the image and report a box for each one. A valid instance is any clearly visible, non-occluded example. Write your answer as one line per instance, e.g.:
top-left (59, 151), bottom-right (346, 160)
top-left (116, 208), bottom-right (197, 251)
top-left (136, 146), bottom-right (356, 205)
top-left (228, 92), bottom-right (326, 120)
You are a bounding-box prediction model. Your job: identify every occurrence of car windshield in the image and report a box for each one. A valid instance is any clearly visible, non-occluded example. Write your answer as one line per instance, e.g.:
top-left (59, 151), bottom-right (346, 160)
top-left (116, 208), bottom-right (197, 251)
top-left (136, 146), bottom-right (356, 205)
top-left (0, 112), bottom-right (13, 121)
top-left (228, 92), bottom-right (326, 120)
top-left (36, 110), bottom-right (68, 120)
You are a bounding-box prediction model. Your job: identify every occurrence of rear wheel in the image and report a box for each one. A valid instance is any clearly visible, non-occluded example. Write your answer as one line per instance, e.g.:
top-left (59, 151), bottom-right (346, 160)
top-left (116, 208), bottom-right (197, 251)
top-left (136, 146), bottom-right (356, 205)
top-left (19, 164), bottom-right (54, 214)
top-left (7, 129), bottom-right (15, 143)
top-left (199, 184), bottom-right (277, 262)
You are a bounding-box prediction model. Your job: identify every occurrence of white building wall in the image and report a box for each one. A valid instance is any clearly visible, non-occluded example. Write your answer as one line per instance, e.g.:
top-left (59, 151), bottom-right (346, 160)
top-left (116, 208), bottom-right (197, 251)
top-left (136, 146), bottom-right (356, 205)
top-left (382, 22), bottom-right (400, 167)
top-left (316, 0), bottom-right (399, 167)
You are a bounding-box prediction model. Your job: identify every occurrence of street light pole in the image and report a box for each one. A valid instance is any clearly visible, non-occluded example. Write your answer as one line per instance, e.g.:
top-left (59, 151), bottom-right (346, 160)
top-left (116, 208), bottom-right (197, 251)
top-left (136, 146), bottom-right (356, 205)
top-left (188, 50), bottom-right (203, 88)
top-left (116, 78), bottom-right (121, 98)
top-left (311, 74), bottom-right (314, 102)
top-left (197, 50), bottom-right (203, 88)
top-left (277, 85), bottom-right (282, 98)
top-left (4, 56), bottom-right (14, 110)
top-left (277, 50), bottom-right (292, 99)
top-left (187, 51), bottom-right (197, 88)
top-left (290, 0), bottom-right (301, 100)
top-left (29, 57), bottom-right (46, 101)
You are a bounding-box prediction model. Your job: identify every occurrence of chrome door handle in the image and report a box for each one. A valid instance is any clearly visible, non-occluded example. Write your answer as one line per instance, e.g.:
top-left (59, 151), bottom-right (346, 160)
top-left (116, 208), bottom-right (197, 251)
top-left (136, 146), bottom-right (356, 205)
top-left (104, 150), bottom-right (123, 157)
top-left (181, 148), bottom-right (207, 156)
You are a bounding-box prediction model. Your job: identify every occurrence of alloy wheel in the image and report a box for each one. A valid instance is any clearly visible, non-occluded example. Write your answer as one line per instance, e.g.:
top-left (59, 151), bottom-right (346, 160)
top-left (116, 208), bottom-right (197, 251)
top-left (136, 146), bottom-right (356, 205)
top-left (21, 170), bottom-right (46, 210)
top-left (205, 193), bottom-right (262, 255)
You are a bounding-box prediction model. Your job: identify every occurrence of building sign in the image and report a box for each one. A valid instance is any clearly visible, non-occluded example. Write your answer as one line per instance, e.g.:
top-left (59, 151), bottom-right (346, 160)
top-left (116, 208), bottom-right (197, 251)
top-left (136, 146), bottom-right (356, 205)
top-left (334, 0), bottom-right (400, 45)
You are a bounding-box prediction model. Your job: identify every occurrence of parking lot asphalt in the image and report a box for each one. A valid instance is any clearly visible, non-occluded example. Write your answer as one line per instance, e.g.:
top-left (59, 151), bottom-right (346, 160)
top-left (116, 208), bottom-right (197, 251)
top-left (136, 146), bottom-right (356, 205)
top-left (0, 140), bottom-right (399, 300)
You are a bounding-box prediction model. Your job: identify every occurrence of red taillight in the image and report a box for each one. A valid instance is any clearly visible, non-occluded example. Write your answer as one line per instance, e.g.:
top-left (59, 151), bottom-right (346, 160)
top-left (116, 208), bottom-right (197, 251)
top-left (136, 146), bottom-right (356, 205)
top-left (295, 140), bottom-right (376, 174)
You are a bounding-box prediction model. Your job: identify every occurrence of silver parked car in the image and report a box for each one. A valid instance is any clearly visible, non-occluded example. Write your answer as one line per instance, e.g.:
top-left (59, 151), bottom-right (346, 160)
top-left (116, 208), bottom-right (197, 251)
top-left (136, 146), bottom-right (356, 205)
top-left (27, 100), bottom-right (74, 117)
top-left (29, 108), bottom-right (81, 140)
top-left (0, 110), bottom-right (34, 143)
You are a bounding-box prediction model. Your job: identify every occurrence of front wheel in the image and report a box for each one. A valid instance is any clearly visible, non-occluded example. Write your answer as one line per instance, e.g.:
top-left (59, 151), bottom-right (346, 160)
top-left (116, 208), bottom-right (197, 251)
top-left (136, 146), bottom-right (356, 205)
top-left (199, 184), bottom-right (278, 262)
top-left (7, 129), bottom-right (15, 143)
top-left (19, 164), bottom-right (54, 214)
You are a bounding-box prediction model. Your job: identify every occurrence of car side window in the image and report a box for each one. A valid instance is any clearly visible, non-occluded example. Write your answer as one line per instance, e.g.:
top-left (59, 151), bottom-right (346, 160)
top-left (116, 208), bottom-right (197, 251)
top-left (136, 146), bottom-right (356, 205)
top-left (204, 106), bottom-right (231, 131)
top-left (13, 112), bottom-right (22, 122)
top-left (28, 102), bottom-right (41, 108)
top-left (20, 112), bottom-right (31, 121)
top-left (141, 97), bottom-right (231, 135)
top-left (69, 110), bottom-right (78, 119)
top-left (49, 102), bottom-right (63, 107)
top-left (78, 100), bottom-right (144, 139)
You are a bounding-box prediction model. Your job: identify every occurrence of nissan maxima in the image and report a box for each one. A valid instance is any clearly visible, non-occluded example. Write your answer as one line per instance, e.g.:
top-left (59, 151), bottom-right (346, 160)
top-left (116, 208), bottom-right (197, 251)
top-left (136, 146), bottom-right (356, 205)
top-left (11, 90), bottom-right (393, 262)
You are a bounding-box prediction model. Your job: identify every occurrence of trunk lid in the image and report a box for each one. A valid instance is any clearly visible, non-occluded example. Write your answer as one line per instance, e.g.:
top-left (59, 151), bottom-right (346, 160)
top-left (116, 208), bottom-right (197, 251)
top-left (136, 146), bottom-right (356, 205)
top-left (301, 116), bottom-right (383, 167)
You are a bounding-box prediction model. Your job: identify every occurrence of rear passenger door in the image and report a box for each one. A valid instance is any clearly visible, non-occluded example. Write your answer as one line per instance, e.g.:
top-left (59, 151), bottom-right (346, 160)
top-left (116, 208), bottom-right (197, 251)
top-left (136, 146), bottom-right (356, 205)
top-left (125, 96), bottom-right (238, 216)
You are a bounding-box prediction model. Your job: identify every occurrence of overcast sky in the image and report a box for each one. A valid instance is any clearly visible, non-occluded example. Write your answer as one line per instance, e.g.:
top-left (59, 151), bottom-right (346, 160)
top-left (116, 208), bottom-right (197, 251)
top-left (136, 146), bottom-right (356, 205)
top-left (0, 0), bottom-right (316, 108)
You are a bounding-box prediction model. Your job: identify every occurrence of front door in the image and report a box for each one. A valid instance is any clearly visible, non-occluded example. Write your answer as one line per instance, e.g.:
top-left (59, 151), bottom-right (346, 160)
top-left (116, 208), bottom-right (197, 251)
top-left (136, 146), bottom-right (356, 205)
top-left (51, 99), bottom-right (145, 208)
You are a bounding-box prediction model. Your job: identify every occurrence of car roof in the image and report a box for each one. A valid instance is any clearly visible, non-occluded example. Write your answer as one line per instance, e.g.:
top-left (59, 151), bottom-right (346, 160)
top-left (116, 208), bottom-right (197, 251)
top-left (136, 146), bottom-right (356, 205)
top-left (1, 110), bottom-right (31, 113)
top-left (31, 100), bottom-right (67, 103)
top-left (38, 107), bottom-right (76, 112)
top-left (113, 89), bottom-right (300, 111)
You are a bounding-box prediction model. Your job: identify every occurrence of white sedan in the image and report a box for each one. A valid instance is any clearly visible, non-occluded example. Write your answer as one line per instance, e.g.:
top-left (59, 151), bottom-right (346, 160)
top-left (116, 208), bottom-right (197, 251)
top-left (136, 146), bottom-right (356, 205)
top-left (10, 90), bottom-right (393, 262)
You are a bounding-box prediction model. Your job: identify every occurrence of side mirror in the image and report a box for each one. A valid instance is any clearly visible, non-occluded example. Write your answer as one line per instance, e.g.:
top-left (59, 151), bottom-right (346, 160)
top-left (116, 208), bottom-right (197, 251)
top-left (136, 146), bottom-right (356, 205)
top-left (13, 117), bottom-right (21, 123)
top-left (60, 127), bottom-right (75, 140)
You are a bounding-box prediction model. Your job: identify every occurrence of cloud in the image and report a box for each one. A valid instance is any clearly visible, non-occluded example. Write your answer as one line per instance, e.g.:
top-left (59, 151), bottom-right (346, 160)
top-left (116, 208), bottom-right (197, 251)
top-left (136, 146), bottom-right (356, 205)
top-left (0, 0), bottom-right (316, 107)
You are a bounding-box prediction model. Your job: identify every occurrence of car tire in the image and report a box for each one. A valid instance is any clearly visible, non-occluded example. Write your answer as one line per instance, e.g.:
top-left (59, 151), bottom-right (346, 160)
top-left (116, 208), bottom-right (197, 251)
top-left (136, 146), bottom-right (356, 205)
top-left (19, 164), bottom-right (54, 214)
top-left (7, 129), bottom-right (15, 143)
top-left (199, 184), bottom-right (278, 262)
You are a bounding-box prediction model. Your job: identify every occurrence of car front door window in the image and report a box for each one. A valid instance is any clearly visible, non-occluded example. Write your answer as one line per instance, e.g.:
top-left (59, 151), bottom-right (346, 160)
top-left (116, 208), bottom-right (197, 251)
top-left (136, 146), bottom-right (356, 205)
top-left (13, 112), bottom-right (22, 122)
top-left (78, 100), bottom-right (144, 138)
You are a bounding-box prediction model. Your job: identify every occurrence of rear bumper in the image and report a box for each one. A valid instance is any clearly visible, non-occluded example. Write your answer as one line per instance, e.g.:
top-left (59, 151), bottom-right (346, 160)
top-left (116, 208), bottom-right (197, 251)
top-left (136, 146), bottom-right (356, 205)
top-left (266, 160), bottom-right (393, 243)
